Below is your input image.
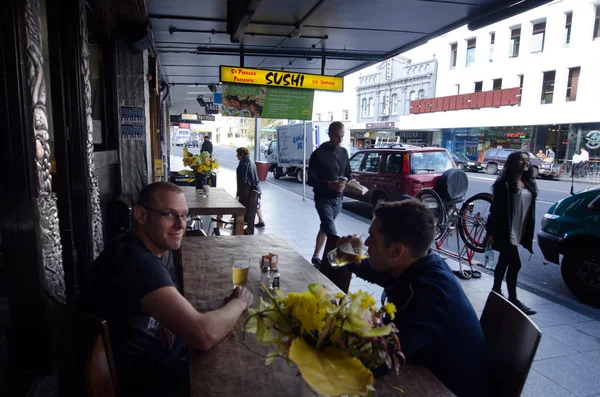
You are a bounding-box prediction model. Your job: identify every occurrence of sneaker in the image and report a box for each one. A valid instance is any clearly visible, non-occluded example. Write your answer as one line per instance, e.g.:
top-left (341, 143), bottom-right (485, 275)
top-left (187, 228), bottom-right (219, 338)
top-left (255, 222), bottom-right (265, 228)
top-left (510, 299), bottom-right (537, 316)
top-left (311, 257), bottom-right (322, 269)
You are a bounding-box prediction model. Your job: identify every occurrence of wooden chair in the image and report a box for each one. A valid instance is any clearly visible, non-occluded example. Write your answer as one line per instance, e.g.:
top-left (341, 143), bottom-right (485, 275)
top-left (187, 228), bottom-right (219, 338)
top-left (318, 234), bottom-right (353, 293)
top-left (41, 287), bottom-right (119, 397)
top-left (480, 291), bottom-right (542, 397)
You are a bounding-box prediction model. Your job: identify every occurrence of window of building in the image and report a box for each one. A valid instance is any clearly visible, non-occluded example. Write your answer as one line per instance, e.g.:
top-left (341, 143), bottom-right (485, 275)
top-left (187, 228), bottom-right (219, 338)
top-left (455, 84), bottom-right (460, 94)
top-left (361, 98), bottom-right (367, 117)
top-left (489, 32), bottom-right (495, 61)
top-left (474, 81), bottom-right (483, 92)
top-left (465, 38), bottom-right (476, 67)
top-left (566, 67), bottom-right (580, 102)
top-left (316, 113), bottom-right (321, 121)
top-left (391, 94), bottom-right (398, 114)
top-left (493, 78), bottom-right (502, 90)
top-left (541, 70), bottom-right (555, 104)
top-left (510, 27), bottom-right (521, 57)
top-left (450, 42), bottom-right (457, 69)
top-left (518, 74), bottom-right (524, 104)
top-left (368, 97), bottom-right (374, 117)
top-left (418, 89), bottom-right (425, 99)
top-left (409, 91), bottom-right (416, 101)
top-left (531, 21), bottom-right (546, 53)
top-left (342, 109), bottom-right (349, 120)
top-left (328, 112), bottom-right (334, 121)
top-left (594, 6), bottom-right (600, 39)
top-left (565, 12), bottom-right (572, 45)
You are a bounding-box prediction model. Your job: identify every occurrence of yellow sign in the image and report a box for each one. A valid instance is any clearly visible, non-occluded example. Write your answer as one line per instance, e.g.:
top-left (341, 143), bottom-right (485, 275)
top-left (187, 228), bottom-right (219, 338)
top-left (219, 65), bottom-right (343, 92)
top-left (154, 159), bottom-right (164, 177)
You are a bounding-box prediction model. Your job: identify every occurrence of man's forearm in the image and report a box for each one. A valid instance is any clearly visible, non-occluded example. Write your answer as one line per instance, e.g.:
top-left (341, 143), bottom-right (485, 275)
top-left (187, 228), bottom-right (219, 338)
top-left (192, 298), bottom-right (247, 351)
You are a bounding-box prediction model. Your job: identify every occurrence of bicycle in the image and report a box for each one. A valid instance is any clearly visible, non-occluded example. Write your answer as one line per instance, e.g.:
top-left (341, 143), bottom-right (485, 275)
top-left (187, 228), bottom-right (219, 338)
top-left (415, 169), bottom-right (493, 279)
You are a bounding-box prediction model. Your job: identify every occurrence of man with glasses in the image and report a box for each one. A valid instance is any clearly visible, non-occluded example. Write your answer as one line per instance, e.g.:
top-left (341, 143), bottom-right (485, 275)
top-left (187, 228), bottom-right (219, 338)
top-left (80, 181), bottom-right (253, 396)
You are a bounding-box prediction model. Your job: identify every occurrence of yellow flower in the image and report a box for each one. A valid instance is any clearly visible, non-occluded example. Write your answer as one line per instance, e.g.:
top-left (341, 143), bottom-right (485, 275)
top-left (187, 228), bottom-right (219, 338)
top-left (284, 291), bottom-right (327, 333)
top-left (383, 302), bottom-right (397, 321)
top-left (335, 292), bottom-right (345, 299)
top-left (360, 294), bottom-right (376, 310)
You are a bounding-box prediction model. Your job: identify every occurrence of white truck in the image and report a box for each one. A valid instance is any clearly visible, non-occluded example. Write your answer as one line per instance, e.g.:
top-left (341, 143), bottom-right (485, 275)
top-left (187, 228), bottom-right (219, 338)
top-left (263, 121), bottom-right (352, 183)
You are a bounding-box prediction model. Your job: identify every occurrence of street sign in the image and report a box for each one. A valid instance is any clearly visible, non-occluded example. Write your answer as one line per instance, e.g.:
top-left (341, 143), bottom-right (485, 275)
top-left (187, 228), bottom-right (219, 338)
top-left (197, 115), bottom-right (215, 121)
top-left (181, 113), bottom-right (198, 121)
top-left (219, 65), bottom-right (343, 92)
top-left (205, 102), bottom-right (219, 114)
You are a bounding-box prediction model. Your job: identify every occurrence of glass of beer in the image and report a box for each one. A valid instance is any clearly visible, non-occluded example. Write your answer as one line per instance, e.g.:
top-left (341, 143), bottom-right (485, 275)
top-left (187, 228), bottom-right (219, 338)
top-left (232, 257), bottom-right (250, 288)
top-left (327, 234), bottom-right (369, 268)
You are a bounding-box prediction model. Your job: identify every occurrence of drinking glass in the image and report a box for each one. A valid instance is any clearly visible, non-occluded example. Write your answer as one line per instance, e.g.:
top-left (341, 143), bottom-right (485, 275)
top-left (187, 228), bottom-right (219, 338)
top-left (231, 257), bottom-right (250, 288)
top-left (327, 234), bottom-right (369, 268)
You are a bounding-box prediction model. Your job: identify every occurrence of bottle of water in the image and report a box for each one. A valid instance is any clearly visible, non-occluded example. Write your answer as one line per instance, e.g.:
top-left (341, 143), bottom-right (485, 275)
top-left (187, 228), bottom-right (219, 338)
top-left (484, 243), bottom-right (495, 270)
top-left (260, 268), bottom-right (270, 289)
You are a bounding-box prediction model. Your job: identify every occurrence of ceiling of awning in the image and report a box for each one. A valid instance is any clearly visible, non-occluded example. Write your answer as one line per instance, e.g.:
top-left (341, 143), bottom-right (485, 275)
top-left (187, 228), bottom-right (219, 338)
top-left (146, 0), bottom-right (551, 113)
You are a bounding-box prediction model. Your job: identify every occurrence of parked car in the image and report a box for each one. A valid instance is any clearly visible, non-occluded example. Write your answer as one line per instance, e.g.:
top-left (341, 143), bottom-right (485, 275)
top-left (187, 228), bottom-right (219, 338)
top-left (537, 186), bottom-right (600, 306)
top-left (450, 152), bottom-right (482, 172)
top-left (481, 148), bottom-right (561, 179)
top-left (344, 146), bottom-right (455, 206)
top-left (185, 138), bottom-right (199, 148)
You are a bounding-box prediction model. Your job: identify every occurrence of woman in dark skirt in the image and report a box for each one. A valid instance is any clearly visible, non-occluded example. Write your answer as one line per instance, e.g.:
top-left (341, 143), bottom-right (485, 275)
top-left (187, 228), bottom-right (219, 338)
top-left (485, 151), bottom-right (537, 315)
top-left (236, 147), bottom-right (265, 228)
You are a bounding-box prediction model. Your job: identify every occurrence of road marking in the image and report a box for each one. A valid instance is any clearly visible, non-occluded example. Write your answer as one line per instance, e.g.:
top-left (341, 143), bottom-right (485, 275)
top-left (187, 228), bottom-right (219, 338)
top-left (537, 200), bottom-right (554, 205)
top-left (468, 175), bottom-right (575, 194)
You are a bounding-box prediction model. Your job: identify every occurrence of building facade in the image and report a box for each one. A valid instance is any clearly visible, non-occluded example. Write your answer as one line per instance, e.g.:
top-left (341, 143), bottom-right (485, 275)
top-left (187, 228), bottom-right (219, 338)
top-left (352, 56), bottom-right (438, 149)
top-left (398, 0), bottom-right (600, 165)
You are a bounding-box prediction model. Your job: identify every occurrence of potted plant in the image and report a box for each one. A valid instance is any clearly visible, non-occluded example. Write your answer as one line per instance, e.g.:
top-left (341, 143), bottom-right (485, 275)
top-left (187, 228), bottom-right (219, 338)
top-left (245, 284), bottom-right (404, 397)
top-left (179, 148), bottom-right (219, 190)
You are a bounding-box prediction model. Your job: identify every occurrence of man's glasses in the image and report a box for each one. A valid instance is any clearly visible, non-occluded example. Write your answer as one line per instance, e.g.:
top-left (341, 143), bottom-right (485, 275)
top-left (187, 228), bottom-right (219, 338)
top-left (141, 205), bottom-right (189, 221)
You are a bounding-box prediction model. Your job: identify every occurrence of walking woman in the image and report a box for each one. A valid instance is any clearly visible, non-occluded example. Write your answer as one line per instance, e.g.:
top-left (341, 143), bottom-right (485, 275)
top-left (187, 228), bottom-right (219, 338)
top-left (236, 147), bottom-right (265, 228)
top-left (485, 151), bottom-right (537, 315)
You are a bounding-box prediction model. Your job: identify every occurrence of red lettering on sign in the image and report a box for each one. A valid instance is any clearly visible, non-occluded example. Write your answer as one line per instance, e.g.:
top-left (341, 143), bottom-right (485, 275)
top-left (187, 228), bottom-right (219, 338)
top-left (448, 96), bottom-right (456, 110)
top-left (408, 87), bottom-right (521, 115)
top-left (320, 80), bottom-right (334, 85)
top-left (410, 100), bottom-right (421, 114)
top-left (484, 91), bottom-right (494, 107)
top-left (233, 76), bottom-right (254, 83)
top-left (501, 87), bottom-right (521, 106)
top-left (471, 92), bottom-right (486, 109)
top-left (433, 97), bottom-right (444, 112)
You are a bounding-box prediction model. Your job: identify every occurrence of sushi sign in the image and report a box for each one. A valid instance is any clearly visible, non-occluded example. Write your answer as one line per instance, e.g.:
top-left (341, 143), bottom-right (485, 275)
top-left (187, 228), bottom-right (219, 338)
top-left (219, 65), bottom-right (344, 92)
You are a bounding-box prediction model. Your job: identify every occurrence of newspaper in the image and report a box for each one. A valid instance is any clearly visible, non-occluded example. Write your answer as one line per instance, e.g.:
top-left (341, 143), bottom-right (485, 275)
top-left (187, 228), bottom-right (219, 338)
top-left (346, 180), bottom-right (369, 195)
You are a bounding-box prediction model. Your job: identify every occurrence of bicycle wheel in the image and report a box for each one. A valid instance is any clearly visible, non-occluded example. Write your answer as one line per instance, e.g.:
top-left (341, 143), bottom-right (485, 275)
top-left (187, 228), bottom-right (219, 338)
top-left (458, 193), bottom-right (492, 253)
top-left (415, 188), bottom-right (446, 240)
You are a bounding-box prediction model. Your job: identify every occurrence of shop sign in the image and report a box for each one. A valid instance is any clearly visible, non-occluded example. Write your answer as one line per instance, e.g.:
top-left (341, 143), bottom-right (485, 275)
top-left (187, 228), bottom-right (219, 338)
top-left (197, 115), bottom-right (215, 121)
top-left (585, 130), bottom-right (600, 150)
top-left (180, 113), bottom-right (198, 121)
top-left (154, 159), bottom-right (164, 177)
top-left (221, 83), bottom-right (314, 120)
top-left (220, 65), bottom-right (343, 92)
top-left (204, 102), bottom-right (219, 114)
top-left (506, 132), bottom-right (527, 139)
top-left (410, 87), bottom-right (521, 114)
top-left (366, 122), bottom-right (395, 129)
top-left (396, 131), bottom-right (426, 139)
top-left (179, 122), bottom-right (191, 129)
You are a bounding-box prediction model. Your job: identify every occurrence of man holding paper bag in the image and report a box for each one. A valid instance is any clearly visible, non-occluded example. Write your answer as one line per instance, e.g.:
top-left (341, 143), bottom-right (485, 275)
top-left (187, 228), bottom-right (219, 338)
top-left (307, 121), bottom-right (354, 268)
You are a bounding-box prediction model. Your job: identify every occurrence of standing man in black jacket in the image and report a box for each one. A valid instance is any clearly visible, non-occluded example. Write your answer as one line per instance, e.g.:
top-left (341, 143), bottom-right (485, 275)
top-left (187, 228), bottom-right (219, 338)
top-left (201, 134), bottom-right (213, 157)
top-left (307, 121), bottom-right (352, 268)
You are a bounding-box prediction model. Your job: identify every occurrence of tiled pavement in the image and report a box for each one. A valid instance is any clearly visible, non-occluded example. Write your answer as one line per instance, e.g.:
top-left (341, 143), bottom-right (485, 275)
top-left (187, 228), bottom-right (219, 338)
top-left (176, 151), bottom-right (600, 397)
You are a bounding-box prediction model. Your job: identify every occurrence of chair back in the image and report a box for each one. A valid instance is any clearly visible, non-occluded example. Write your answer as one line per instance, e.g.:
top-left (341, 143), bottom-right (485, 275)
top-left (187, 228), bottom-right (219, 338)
top-left (244, 189), bottom-right (260, 235)
top-left (480, 291), bottom-right (541, 397)
top-left (319, 234), bottom-right (352, 293)
top-left (41, 287), bottom-right (119, 397)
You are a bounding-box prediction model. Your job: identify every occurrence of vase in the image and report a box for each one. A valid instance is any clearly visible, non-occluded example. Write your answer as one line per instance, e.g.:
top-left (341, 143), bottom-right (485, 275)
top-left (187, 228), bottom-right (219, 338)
top-left (195, 173), bottom-right (207, 190)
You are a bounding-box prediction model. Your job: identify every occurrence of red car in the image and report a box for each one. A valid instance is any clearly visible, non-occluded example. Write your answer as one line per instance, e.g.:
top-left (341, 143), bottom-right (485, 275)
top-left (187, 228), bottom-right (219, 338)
top-left (345, 146), bottom-right (456, 206)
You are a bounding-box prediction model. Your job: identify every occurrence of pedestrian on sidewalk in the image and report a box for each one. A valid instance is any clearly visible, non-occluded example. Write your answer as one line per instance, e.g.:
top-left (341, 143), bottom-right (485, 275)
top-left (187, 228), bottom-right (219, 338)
top-left (485, 151), bottom-right (537, 315)
top-left (235, 147), bottom-right (265, 228)
top-left (580, 147), bottom-right (590, 176)
top-left (201, 134), bottom-right (213, 157)
top-left (572, 150), bottom-right (582, 177)
top-left (307, 121), bottom-right (352, 268)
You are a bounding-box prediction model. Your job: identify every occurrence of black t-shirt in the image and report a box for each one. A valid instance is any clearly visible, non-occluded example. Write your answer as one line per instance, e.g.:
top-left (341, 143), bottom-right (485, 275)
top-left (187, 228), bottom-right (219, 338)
top-left (307, 142), bottom-right (352, 200)
top-left (80, 234), bottom-right (187, 393)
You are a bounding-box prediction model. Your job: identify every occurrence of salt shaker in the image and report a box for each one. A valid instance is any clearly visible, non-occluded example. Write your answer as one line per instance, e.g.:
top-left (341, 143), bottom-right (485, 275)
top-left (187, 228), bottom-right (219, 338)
top-left (260, 267), bottom-right (270, 289)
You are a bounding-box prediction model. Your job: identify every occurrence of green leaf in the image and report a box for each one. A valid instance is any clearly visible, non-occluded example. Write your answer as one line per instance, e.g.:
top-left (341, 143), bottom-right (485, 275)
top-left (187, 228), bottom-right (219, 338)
top-left (289, 338), bottom-right (374, 397)
top-left (178, 170), bottom-right (194, 176)
top-left (362, 324), bottom-right (393, 337)
top-left (245, 316), bottom-right (257, 333)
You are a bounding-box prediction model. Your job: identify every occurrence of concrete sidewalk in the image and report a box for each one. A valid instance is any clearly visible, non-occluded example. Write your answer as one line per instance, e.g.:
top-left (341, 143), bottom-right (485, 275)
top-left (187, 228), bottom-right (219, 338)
top-left (197, 161), bottom-right (600, 397)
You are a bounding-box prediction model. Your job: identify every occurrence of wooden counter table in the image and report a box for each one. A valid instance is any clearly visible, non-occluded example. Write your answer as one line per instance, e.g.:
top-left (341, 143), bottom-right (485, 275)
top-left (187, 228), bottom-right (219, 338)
top-left (181, 186), bottom-right (246, 235)
top-left (181, 235), bottom-right (454, 397)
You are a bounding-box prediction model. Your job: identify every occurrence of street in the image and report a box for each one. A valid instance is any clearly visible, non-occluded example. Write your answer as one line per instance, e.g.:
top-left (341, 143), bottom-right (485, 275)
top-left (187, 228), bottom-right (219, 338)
top-left (171, 143), bottom-right (599, 310)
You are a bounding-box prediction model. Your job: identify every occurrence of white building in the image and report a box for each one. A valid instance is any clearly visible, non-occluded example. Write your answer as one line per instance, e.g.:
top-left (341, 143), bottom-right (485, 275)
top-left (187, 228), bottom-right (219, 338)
top-left (397, 0), bottom-right (600, 164)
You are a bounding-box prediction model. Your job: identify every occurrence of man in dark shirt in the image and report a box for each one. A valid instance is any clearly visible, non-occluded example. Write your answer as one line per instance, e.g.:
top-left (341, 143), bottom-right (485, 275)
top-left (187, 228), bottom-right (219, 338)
top-left (307, 121), bottom-right (352, 268)
top-left (80, 181), bottom-right (253, 396)
top-left (339, 199), bottom-right (487, 397)
top-left (201, 134), bottom-right (213, 157)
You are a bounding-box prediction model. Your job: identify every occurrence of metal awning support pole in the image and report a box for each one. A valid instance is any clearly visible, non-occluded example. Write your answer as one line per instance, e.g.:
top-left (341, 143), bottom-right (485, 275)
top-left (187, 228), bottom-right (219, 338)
top-left (303, 120), bottom-right (307, 201)
top-left (254, 118), bottom-right (260, 161)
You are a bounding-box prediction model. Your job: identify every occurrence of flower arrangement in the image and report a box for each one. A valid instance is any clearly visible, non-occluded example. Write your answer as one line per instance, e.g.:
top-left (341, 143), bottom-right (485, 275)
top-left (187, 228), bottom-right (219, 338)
top-left (245, 283), bottom-right (404, 397)
top-left (179, 147), bottom-right (219, 177)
